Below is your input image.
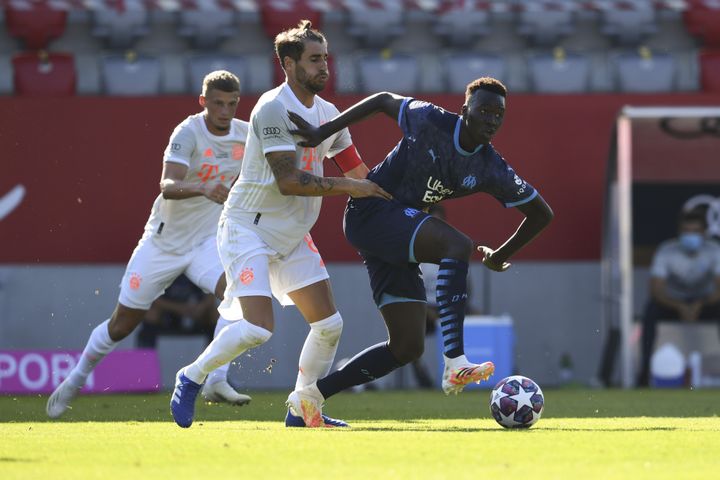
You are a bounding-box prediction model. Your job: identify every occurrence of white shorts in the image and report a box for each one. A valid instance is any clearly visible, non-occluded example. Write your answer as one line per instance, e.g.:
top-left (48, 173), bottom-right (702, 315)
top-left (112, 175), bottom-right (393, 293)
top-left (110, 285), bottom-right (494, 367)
top-left (217, 219), bottom-right (329, 320)
top-left (118, 233), bottom-right (224, 310)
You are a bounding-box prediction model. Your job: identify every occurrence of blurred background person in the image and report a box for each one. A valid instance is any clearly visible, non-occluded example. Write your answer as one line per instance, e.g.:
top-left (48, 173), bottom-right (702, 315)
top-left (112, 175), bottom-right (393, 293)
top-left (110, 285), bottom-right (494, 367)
top-left (637, 209), bottom-right (720, 386)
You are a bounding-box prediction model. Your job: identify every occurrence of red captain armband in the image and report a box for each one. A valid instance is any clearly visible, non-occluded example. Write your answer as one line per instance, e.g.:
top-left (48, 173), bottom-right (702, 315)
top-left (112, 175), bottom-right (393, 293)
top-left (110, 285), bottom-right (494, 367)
top-left (333, 145), bottom-right (363, 173)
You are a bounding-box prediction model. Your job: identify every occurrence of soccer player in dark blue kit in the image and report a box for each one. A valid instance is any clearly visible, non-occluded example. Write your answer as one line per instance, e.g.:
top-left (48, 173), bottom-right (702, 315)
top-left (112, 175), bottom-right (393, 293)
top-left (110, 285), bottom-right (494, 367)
top-left (284, 77), bottom-right (553, 426)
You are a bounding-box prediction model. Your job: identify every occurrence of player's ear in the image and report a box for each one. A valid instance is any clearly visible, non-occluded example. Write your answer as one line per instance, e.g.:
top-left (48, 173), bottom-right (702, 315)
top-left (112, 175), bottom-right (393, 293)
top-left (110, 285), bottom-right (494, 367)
top-left (461, 104), bottom-right (468, 119)
top-left (198, 95), bottom-right (206, 108)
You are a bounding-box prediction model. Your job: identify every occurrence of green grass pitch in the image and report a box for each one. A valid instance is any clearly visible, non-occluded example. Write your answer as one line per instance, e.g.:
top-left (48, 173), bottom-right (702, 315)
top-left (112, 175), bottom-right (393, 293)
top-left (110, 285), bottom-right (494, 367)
top-left (1, 389), bottom-right (719, 479)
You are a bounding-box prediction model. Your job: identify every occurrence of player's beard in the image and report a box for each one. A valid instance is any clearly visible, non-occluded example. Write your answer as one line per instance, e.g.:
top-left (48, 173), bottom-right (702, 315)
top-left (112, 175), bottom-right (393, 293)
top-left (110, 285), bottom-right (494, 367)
top-left (296, 65), bottom-right (326, 94)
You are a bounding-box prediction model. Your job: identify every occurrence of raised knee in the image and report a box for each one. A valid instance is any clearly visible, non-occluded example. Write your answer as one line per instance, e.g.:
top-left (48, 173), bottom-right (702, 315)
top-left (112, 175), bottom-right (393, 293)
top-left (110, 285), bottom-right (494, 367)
top-left (442, 234), bottom-right (473, 261)
top-left (392, 340), bottom-right (425, 365)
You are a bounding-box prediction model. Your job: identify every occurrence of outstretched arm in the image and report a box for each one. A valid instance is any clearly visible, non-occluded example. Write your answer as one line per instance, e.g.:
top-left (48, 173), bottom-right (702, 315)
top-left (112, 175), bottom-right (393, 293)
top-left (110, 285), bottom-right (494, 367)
top-left (266, 150), bottom-right (392, 199)
top-left (478, 194), bottom-right (554, 272)
top-left (288, 92), bottom-right (407, 148)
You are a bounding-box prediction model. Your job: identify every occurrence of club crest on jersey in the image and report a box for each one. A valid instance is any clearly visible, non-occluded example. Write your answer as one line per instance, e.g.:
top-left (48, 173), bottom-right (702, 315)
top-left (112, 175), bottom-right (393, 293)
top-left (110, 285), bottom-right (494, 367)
top-left (240, 267), bottom-right (254, 285)
top-left (129, 273), bottom-right (142, 290)
top-left (462, 175), bottom-right (477, 189)
top-left (404, 208), bottom-right (420, 218)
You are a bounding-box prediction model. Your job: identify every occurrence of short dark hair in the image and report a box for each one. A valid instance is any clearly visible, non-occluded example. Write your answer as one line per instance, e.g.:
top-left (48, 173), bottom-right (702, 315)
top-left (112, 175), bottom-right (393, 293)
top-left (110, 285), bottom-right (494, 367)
top-left (679, 208), bottom-right (708, 229)
top-left (465, 77), bottom-right (507, 101)
top-left (274, 20), bottom-right (326, 71)
top-left (202, 70), bottom-right (240, 95)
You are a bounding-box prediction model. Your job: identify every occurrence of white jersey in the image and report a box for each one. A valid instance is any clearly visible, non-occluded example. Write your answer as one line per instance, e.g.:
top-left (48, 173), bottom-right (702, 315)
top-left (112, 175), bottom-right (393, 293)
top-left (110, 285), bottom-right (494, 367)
top-left (144, 113), bottom-right (249, 254)
top-left (221, 83), bottom-right (353, 256)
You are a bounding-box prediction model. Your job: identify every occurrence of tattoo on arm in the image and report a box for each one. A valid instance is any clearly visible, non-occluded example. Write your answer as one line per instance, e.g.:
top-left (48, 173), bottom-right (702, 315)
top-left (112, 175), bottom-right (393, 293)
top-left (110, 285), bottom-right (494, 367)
top-left (267, 151), bottom-right (337, 195)
top-left (266, 152), bottom-right (297, 180)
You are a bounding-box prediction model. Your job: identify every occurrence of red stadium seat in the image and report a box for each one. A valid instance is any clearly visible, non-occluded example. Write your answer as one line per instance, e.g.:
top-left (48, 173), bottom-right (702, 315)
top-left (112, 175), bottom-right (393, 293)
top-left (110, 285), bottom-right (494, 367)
top-left (5, 5), bottom-right (67, 50)
top-left (12, 52), bottom-right (76, 96)
top-left (683, 0), bottom-right (720, 47)
top-left (699, 50), bottom-right (720, 91)
top-left (272, 53), bottom-right (336, 94)
top-left (260, 0), bottom-right (323, 39)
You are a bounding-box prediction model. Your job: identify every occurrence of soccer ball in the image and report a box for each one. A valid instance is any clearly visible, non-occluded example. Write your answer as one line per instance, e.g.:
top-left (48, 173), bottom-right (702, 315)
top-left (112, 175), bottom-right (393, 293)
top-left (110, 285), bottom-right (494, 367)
top-left (489, 375), bottom-right (544, 428)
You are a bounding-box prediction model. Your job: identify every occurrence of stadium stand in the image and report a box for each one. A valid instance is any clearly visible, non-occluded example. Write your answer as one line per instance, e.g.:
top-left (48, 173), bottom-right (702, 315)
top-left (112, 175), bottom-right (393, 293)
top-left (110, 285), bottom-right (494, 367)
top-left (683, 0), bottom-right (720, 47)
top-left (528, 48), bottom-right (591, 93)
top-left (188, 55), bottom-right (247, 94)
top-left (613, 46), bottom-right (676, 92)
top-left (517, 0), bottom-right (576, 47)
top-left (178, 10), bottom-right (237, 49)
top-left (357, 52), bottom-right (420, 94)
top-left (91, 10), bottom-right (150, 50)
top-left (12, 51), bottom-right (76, 96)
top-left (432, 0), bottom-right (491, 47)
top-left (600, 0), bottom-right (658, 45)
top-left (5, 4), bottom-right (67, 50)
top-left (100, 52), bottom-right (161, 96)
top-left (259, 0), bottom-right (323, 39)
top-left (0, 1), bottom-right (707, 96)
top-left (345, 1), bottom-right (406, 48)
top-left (444, 53), bottom-right (506, 94)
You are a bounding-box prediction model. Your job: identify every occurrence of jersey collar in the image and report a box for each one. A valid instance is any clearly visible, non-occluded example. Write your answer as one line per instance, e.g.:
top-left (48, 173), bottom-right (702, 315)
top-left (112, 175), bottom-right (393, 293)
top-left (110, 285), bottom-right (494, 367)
top-left (454, 117), bottom-right (484, 156)
top-left (283, 83), bottom-right (317, 113)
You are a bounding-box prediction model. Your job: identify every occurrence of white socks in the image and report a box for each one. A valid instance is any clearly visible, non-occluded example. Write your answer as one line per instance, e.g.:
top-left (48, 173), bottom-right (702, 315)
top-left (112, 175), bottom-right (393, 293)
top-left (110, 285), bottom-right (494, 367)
top-left (295, 312), bottom-right (343, 391)
top-left (205, 316), bottom-right (233, 386)
top-left (68, 319), bottom-right (118, 388)
top-left (184, 319), bottom-right (272, 385)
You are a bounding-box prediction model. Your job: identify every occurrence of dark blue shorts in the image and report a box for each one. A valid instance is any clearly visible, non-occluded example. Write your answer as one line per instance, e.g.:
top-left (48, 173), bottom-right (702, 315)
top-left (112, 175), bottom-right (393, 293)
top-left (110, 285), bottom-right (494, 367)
top-left (343, 197), bottom-right (431, 307)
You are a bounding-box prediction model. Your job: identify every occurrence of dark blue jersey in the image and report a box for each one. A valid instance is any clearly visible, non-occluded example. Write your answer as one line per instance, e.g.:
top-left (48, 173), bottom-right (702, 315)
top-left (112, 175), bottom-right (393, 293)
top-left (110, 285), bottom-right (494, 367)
top-left (367, 98), bottom-right (537, 209)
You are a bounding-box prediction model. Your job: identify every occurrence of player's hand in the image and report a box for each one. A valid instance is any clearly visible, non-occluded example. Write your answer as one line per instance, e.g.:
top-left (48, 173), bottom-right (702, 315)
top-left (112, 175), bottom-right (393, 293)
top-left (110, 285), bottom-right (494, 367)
top-left (202, 182), bottom-right (230, 204)
top-left (477, 245), bottom-right (511, 272)
top-left (345, 179), bottom-right (393, 200)
top-left (288, 111), bottom-right (327, 148)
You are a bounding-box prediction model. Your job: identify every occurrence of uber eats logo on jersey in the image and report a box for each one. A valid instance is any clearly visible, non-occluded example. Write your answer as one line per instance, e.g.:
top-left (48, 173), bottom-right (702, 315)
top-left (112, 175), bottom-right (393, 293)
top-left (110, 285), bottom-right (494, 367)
top-left (263, 126), bottom-right (282, 139)
top-left (423, 176), bottom-right (454, 203)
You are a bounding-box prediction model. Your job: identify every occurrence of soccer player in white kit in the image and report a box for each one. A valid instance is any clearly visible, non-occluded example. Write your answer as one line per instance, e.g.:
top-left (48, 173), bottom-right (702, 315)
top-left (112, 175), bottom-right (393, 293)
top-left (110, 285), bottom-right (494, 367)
top-left (170, 21), bottom-right (392, 428)
top-left (47, 71), bottom-right (252, 418)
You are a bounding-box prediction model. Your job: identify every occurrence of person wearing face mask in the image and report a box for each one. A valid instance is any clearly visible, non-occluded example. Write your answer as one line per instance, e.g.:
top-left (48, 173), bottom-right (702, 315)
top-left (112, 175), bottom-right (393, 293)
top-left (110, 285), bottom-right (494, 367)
top-left (637, 209), bottom-right (720, 387)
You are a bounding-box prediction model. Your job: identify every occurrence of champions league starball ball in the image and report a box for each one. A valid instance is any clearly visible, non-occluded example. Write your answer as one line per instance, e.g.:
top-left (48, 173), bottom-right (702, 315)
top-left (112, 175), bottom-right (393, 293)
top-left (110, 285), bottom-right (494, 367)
top-left (489, 375), bottom-right (544, 428)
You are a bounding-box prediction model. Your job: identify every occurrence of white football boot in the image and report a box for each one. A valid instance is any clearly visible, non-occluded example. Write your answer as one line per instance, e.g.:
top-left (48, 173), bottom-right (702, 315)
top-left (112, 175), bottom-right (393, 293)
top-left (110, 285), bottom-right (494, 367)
top-left (285, 382), bottom-right (324, 428)
top-left (46, 377), bottom-right (81, 419)
top-left (442, 354), bottom-right (495, 395)
top-left (201, 380), bottom-right (251, 406)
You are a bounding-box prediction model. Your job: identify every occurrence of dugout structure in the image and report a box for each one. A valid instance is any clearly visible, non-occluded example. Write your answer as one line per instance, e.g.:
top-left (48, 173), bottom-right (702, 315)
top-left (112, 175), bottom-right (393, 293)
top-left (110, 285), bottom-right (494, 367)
top-left (602, 106), bottom-right (720, 388)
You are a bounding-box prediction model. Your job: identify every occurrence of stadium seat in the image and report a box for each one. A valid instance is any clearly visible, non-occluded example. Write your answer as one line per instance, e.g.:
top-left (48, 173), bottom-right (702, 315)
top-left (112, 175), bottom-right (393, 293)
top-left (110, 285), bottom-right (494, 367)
top-left (432, 1), bottom-right (491, 47)
top-left (101, 52), bottom-right (161, 96)
top-left (188, 55), bottom-right (247, 94)
top-left (5, 5), bottom-right (67, 50)
top-left (600, 0), bottom-right (657, 45)
top-left (517, 1), bottom-right (576, 47)
top-left (613, 47), bottom-right (676, 92)
top-left (272, 53), bottom-right (336, 94)
top-left (443, 53), bottom-right (506, 94)
top-left (683, 0), bottom-right (720, 47)
top-left (345, 2), bottom-right (405, 48)
top-left (260, 0), bottom-right (323, 39)
top-left (178, 11), bottom-right (236, 49)
top-left (699, 50), bottom-right (720, 91)
top-left (91, 10), bottom-right (150, 50)
top-left (528, 48), bottom-right (591, 93)
top-left (12, 51), bottom-right (76, 96)
top-left (357, 53), bottom-right (419, 94)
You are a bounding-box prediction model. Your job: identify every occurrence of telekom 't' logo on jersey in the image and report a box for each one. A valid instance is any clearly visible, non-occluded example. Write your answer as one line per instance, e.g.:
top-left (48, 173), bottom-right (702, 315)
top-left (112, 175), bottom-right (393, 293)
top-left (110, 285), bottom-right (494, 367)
top-left (197, 163), bottom-right (226, 183)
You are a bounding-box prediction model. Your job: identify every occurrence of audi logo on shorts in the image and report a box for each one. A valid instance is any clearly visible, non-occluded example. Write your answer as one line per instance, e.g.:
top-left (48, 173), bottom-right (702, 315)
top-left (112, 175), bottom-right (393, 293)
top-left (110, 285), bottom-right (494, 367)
top-left (263, 127), bottom-right (281, 135)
